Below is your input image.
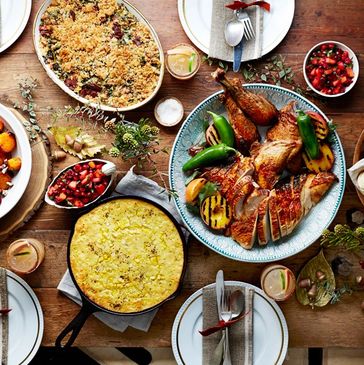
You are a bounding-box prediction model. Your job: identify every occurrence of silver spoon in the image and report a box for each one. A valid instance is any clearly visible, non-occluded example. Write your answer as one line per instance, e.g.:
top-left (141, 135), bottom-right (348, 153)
top-left (224, 11), bottom-right (245, 47)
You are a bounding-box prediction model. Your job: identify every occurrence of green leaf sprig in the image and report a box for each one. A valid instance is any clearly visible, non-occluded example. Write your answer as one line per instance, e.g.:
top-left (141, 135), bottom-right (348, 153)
top-left (321, 224), bottom-right (364, 252)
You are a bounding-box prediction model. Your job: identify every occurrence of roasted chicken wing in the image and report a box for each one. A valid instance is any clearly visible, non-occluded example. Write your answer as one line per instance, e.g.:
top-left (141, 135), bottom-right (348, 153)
top-left (266, 101), bottom-right (303, 173)
top-left (250, 140), bottom-right (299, 190)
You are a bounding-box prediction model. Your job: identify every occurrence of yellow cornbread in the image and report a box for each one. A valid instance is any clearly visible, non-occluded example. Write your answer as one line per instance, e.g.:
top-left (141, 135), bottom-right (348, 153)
top-left (69, 199), bottom-right (184, 313)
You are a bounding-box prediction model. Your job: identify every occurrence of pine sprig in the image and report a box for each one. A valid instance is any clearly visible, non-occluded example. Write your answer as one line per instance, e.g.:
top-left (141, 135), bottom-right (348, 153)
top-left (320, 224), bottom-right (364, 252)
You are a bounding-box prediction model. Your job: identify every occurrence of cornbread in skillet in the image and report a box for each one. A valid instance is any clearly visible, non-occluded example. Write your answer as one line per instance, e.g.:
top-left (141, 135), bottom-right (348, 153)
top-left (69, 199), bottom-right (184, 313)
top-left (39, 0), bottom-right (161, 108)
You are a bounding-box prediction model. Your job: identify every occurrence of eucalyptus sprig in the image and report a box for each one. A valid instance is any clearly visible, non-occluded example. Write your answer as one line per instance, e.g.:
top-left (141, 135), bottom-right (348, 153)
top-left (321, 224), bottom-right (364, 252)
top-left (15, 78), bottom-right (42, 141)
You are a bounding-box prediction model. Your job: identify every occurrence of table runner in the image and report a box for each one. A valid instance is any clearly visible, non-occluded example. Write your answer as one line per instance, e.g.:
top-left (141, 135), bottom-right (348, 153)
top-left (58, 167), bottom-right (190, 332)
top-left (208, 0), bottom-right (264, 62)
top-left (202, 285), bottom-right (254, 365)
top-left (0, 268), bottom-right (8, 365)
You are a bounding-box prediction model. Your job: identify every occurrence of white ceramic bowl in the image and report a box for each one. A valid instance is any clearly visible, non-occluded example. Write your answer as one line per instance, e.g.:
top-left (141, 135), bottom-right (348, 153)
top-left (45, 159), bottom-right (116, 210)
top-left (303, 40), bottom-right (359, 98)
top-left (0, 103), bottom-right (32, 218)
top-left (33, 0), bottom-right (164, 112)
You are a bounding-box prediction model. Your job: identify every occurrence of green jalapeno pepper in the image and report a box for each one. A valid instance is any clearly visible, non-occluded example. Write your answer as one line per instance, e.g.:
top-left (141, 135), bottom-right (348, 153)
top-left (207, 111), bottom-right (235, 147)
top-left (182, 144), bottom-right (237, 172)
top-left (297, 110), bottom-right (320, 160)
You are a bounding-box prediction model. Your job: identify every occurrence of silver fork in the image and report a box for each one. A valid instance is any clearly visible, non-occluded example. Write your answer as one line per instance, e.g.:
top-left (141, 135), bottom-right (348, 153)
top-left (232, 10), bottom-right (255, 72)
top-left (221, 288), bottom-right (232, 365)
top-left (237, 10), bottom-right (255, 41)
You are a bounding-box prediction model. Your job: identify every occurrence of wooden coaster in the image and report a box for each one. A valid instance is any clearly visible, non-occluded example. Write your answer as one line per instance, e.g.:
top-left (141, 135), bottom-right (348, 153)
top-left (0, 109), bottom-right (52, 242)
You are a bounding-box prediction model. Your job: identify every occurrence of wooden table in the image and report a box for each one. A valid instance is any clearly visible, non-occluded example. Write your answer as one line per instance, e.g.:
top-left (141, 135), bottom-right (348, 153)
top-left (0, 0), bottom-right (363, 349)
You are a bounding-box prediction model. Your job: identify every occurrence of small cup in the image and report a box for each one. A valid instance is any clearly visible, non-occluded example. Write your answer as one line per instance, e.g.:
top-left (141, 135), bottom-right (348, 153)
top-left (154, 97), bottom-right (184, 127)
top-left (165, 43), bottom-right (201, 80)
top-left (7, 239), bottom-right (45, 275)
top-left (260, 264), bottom-right (296, 301)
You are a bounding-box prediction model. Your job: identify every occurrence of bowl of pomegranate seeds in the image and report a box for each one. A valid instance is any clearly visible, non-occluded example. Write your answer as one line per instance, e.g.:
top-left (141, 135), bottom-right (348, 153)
top-left (45, 159), bottom-right (116, 209)
top-left (303, 41), bottom-right (359, 97)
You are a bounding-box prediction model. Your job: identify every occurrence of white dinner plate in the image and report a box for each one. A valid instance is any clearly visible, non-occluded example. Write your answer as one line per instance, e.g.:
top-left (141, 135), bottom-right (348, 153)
top-left (0, 103), bottom-right (32, 218)
top-left (6, 270), bottom-right (44, 365)
top-left (172, 281), bottom-right (288, 365)
top-left (177, 0), bottom-right (295, 61)
top-left (0, 0), bottom-right (32, 53)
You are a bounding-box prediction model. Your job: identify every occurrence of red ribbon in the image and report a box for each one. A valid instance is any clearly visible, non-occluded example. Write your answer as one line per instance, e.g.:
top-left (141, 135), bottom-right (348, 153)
top-left (0, 308), bottom-right (11, 315)
top-left (199, 310), bottom-right (250, 336)
top-left (226, 1), bottom-right (271, 12)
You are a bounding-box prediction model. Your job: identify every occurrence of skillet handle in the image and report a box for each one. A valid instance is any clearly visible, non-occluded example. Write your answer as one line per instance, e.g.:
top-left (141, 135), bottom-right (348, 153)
top-left (55, 300), bottom-right (96, 348)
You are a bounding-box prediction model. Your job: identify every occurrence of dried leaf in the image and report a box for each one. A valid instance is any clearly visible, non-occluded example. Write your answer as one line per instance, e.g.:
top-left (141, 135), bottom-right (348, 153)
top-left (296, 250), bottom-right (336, 307)
top-left (49, 126), bottom-right (105, 159)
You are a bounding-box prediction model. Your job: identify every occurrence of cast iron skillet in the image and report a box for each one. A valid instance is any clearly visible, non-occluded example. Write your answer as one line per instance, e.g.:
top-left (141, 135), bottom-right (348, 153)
top-left (55, 195), bottom-right (188, 348)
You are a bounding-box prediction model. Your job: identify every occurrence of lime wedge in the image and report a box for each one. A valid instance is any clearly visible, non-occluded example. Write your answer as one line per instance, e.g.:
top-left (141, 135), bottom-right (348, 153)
top-left (280, 270), bottom-right (286, 290)
top-left (188, 53), bottom-right (196, 73)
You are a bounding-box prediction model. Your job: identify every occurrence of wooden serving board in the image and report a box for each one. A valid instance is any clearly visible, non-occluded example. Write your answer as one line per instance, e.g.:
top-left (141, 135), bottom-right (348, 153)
top-left (0, 109), bottom-right (52, 242)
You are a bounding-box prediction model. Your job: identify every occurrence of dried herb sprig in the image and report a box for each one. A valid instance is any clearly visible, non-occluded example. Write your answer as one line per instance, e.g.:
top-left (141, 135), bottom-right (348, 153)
top-left (50, 104), bottom-right (121, 132)
top-left (241, 54), bottom-right (313, 96)
top-left (318, 281), bottom-right (353, 305)
top-left (202, 55), bottom-right (229, 72)
top-left (321, 224), bottom-right (364, 252)
top-left (15, 78), bottom-right (42, 141)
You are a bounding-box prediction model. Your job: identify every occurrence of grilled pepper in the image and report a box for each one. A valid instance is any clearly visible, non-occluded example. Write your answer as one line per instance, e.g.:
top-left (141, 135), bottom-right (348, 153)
top-left (297, 110), bottom-right (320, 160)
top-left (182, 144), bottom-right (237, 172)
top-left (207, 111), bottom-right (235, 147)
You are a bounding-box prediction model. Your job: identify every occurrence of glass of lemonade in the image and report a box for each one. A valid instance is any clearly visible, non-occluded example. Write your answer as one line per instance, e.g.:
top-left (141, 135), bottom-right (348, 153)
top-left (166, 43), bottom-right (201, 80)
top-left (260, 264), bottom-right (296, 301)
top-left (7, 239), bottom-right (45, 275)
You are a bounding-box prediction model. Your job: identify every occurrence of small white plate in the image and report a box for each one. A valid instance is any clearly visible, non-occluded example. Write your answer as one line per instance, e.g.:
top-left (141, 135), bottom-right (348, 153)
top-left (0, 103), bottom-right (32, 218)
top-left (6, 270), bottom-right (44, 365)
top-left (0, 0), bottom-right (32, 53)
top-left (177, 0), bottom-right (295, 62)
top-left (172, 281), bottom-right (288, 365)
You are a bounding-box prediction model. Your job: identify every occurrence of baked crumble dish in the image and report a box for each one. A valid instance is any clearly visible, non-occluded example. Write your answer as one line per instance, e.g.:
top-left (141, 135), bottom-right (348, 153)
top-left (69, 198), bottom-right (184, 313)
top-left (39, 0), bottom-right (162, 108)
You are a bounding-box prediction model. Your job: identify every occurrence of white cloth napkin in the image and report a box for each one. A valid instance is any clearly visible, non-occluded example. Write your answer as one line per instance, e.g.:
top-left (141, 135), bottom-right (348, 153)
top-left (208, 0), bottom-right (264, 62)
top-left (348, 159), bottom-right (364, 195)
top-left (58, 167), bottom-right (189, 332)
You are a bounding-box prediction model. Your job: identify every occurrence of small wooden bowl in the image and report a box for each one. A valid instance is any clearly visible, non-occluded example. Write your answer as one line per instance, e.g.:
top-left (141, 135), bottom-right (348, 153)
top-left (352, 129), bottom-right (364, 206)
top-left (154, 97), bottom-right (184, 127)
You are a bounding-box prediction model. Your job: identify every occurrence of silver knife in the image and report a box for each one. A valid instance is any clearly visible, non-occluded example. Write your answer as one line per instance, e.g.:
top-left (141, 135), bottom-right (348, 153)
top-left (233, 38), bottom-right (244, 73)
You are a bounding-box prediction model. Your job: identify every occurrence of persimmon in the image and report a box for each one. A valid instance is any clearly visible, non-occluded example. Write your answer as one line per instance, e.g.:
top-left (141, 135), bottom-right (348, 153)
top-left (7, 157), bottom-right (22, 172)
top-left (0, 132), bottom-right (16, 153)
